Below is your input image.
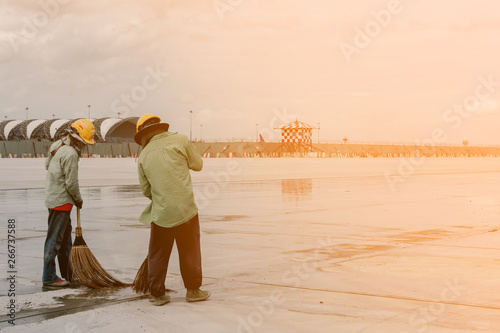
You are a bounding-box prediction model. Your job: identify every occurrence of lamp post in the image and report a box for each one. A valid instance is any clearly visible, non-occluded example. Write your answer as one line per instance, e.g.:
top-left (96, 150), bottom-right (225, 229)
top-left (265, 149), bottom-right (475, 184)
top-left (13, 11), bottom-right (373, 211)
top-left (52, 114), bottom-right (55, 119)
top-left (189, 110), bottom-right (193, 141)
top-left (88, 105), bottom-right (91, 119)
top-left (25, 107), bottom-right (28, 120)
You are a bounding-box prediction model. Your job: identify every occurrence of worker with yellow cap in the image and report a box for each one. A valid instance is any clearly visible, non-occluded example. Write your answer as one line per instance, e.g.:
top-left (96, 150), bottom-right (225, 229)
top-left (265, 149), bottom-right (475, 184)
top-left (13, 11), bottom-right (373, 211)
top-left (134, 114), bottom-right (210, 306)
top-left (42, 119), bottom-right (95, 289)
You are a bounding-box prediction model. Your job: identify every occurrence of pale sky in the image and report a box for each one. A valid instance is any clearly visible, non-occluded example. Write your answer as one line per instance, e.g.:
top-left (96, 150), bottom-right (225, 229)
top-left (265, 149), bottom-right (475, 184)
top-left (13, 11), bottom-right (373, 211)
top-left (1, 0), bottom-right (499, 144)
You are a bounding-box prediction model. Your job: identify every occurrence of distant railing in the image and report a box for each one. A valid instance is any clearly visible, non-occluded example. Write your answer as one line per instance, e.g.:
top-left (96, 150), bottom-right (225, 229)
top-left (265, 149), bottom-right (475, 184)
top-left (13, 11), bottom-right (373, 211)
top-left (1, 140), bottom-right (499, 158)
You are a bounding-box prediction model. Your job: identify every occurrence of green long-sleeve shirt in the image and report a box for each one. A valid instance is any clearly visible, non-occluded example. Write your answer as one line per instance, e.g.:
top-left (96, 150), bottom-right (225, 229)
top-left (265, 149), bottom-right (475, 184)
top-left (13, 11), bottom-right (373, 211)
top-left (137, 132), bottom-right (203, 228)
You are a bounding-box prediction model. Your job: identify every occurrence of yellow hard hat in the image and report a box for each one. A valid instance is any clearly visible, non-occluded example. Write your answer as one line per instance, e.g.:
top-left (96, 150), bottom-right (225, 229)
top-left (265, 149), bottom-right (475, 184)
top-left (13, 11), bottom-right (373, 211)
top-left (71, 119), bottom-right (95, 145)
top-left (134, 113), bottom-right (169, 145)
top-left (136, 113), bottom-right (161, 133)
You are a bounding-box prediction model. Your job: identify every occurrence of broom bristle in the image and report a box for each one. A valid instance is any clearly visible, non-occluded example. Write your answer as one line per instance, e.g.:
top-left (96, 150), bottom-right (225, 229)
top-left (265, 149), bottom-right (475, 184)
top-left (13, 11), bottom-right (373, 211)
top-left (73, 232), bottom-right (87, 247)
top-left (70, 229), bottom-right (130, 289)
top-left (131, 257), bottom-right (149, 294)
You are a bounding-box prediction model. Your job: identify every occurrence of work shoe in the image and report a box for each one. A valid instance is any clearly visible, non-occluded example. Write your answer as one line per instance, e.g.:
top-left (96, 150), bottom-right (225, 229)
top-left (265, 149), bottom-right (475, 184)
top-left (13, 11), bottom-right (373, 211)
top-left (152, 294), bottom-right (170, 306)
top-left (42, 278), bottom-right (69, 289)
top-left (186, 289), bottom-right (210, 302)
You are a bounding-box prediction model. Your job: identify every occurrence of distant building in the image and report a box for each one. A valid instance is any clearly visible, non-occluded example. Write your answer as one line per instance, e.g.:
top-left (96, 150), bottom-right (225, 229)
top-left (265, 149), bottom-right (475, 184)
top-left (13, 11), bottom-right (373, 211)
top-left (274, 119), bottom-right (319, 155)
top-left (0, 117), bottom-right (139, 142)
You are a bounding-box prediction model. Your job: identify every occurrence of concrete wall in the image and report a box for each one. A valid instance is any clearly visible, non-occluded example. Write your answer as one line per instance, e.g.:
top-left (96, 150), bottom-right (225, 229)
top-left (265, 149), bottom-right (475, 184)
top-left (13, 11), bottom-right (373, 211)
top-left (0, 141), bottom-right (142, 158)
top-left (192, 142), bottom-right (500, 158)
top-left (1, 140), bottom-right (499, 158)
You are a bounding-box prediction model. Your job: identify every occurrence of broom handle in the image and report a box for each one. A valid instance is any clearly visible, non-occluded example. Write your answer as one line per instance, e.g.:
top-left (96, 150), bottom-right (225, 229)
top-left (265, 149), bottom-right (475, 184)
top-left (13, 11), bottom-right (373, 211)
top-left (77, 207), bottom-right (81, 228)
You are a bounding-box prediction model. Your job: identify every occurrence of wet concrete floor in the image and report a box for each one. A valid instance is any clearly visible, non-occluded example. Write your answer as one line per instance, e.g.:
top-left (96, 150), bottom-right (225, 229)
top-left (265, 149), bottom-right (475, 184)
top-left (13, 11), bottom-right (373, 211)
top-left (1, 158), bottom-right (500, 332)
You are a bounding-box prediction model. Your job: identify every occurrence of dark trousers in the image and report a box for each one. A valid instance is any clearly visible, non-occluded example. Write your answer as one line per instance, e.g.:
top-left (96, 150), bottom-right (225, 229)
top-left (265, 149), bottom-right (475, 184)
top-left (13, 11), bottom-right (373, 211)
top-left (43, 209), bottom-right (72, 283)
top-left (148, 214), bottom-right (202, 297)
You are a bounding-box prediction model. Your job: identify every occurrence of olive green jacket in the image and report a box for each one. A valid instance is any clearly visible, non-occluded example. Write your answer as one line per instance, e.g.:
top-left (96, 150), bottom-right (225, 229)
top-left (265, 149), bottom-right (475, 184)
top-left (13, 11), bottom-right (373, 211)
top-left (45, 140), bottom-right (82, 209)
top-left (137, 132), bottom-right (203, 228)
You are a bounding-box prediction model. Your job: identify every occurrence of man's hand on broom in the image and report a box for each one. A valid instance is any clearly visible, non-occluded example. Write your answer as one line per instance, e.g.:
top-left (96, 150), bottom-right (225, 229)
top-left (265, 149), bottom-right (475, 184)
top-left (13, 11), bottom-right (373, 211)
top-left (75, 200), bottom-right (83, 209)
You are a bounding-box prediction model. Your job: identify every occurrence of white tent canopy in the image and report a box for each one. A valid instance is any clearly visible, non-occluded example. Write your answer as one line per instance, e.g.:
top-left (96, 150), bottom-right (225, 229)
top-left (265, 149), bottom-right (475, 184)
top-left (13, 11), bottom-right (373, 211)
top-left (50, 119), bottom-right (70, 139)
top-left (27, 119), bottom-right (47, 139)
top-left (4, 120), bottom-right (23, 140)
top-left (100, 118), bottom-right (122, 141)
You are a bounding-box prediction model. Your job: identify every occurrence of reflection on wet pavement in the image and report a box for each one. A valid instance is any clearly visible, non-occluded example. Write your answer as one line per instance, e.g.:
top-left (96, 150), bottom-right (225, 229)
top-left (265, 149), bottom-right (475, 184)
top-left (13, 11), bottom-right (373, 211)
top-left (281, 178), bottom-right (313, 204)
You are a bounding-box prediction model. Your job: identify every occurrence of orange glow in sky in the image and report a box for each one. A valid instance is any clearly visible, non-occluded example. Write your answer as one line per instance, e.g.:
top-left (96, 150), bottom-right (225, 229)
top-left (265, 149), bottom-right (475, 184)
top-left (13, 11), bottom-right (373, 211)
top-left (1, 0), bottom-right (499, 144)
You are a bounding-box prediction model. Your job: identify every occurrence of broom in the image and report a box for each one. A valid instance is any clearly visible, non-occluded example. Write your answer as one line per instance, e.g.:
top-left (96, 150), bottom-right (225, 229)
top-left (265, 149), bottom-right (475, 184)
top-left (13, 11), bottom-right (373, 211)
top-left (132, 257), bottom-right (174, 296)
top-left (131, 256), bottom-right (150, 294)
top-left (69, 208), bottom-right (130, 289)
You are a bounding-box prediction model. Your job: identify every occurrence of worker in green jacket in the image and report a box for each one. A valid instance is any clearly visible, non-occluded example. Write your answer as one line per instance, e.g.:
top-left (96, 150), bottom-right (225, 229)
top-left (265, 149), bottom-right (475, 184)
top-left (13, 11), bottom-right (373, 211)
top-left (42, 119), bottom-right (95, 289)
top-left (135, 113), bottom-right (210, 306)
